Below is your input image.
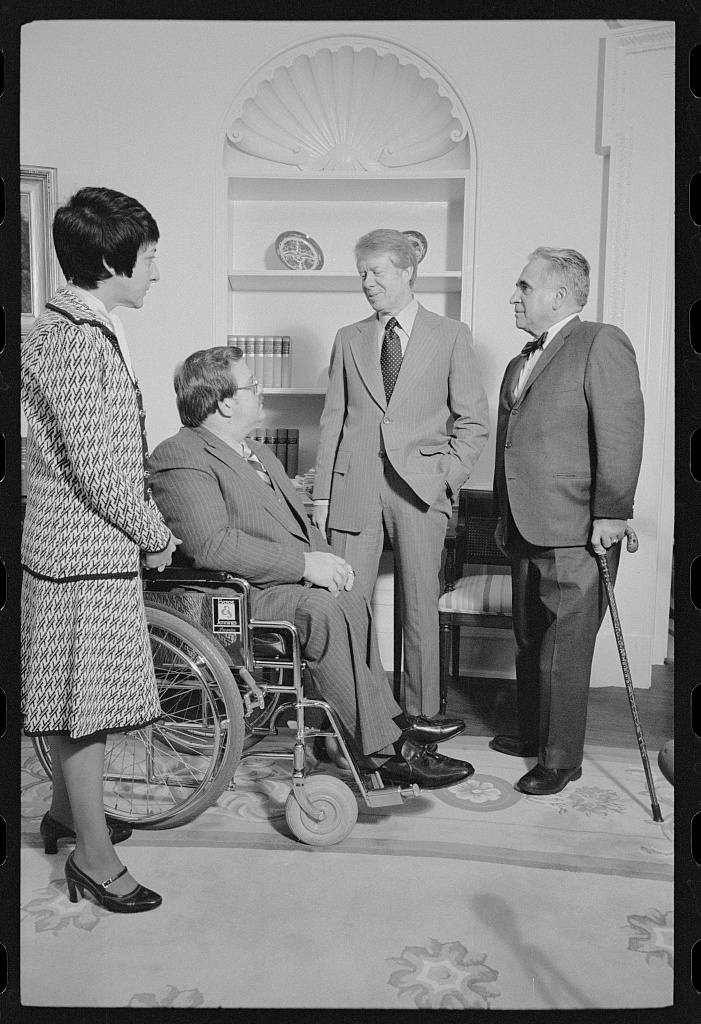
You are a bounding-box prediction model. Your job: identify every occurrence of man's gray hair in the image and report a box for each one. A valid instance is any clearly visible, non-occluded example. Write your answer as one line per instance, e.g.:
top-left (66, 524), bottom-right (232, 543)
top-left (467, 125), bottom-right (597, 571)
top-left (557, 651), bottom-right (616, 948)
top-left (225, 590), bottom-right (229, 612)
top-left (529, 247), bottom-right (590, 308)
top-left (355, 228), bottom-right (418, 287)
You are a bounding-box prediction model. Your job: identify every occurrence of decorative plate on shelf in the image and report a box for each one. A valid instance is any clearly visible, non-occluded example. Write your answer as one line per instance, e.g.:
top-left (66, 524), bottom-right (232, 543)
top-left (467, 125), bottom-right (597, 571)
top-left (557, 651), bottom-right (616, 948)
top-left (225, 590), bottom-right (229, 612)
top-left (275, 231), bottom-right (324, 271)
top-left (402, 230), bottom-right (428, 263)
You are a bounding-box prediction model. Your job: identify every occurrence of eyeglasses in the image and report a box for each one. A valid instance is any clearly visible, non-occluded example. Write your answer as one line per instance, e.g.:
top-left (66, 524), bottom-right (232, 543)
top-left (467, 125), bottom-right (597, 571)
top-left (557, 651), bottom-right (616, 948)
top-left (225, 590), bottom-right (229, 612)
top-left (238, 378), bottom-right (261, 394)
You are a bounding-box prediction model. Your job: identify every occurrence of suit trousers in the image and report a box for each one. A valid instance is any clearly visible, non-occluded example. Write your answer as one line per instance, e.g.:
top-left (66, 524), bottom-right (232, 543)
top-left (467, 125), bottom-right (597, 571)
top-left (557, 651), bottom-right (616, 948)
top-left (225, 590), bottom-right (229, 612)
top-left (251, 582), bottom-right (403, 757)
top-left (507, 518), bottom-right (620, 768)
top-left (329, 455), bottom-right (449, 717)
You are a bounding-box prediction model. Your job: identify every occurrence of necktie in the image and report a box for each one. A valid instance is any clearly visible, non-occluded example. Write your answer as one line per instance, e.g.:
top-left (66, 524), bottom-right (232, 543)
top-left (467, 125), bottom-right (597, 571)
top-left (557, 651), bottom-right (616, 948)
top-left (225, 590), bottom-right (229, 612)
top-left (509, 333), bottom-right (548, 404)
top-left (520, 332), bottom-right (548, 357)
top-left (242, 444), bottom-right (273, 488)
top-left (380, 316), bottom-right (402, 403)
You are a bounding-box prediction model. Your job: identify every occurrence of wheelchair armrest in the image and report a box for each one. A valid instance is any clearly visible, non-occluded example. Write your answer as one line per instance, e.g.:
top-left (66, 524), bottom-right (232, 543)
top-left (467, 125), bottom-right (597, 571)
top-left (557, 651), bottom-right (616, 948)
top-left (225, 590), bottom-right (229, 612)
top-left (143, 566), bottom-right (251, 596)
top-left (250, 619), bottom-right (301, 666)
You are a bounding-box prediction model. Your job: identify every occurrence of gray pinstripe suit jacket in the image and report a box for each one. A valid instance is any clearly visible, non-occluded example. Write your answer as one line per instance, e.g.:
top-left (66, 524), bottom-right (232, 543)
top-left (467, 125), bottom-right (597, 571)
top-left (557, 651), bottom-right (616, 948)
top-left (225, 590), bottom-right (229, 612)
top-left (148, 426), bottom-right (327, 587)
top-left (314, 303), bottom-right (490, 532)
top-left (147, 425), bottom-right (404, 755)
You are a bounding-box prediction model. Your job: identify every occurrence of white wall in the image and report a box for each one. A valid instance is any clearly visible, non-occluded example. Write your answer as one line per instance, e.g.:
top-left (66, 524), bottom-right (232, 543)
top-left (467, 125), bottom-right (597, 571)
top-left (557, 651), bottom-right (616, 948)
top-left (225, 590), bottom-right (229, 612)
top-left (20, 18), bottom-right (608, 462)
top-left (20, 19), bottom-right (673, 683)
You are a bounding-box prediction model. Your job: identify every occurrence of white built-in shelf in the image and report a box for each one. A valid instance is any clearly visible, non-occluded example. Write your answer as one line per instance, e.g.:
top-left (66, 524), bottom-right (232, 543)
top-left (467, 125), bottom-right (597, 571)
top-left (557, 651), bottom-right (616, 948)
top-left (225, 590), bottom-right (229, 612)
top-left (227, 174), bottom-right (467, 204)
top-left (263, 388), bottom-right (326, 395)
top-left (219, 35), bottom-right (475, 476)
top-left (228, 271), bottom-right (462, 292)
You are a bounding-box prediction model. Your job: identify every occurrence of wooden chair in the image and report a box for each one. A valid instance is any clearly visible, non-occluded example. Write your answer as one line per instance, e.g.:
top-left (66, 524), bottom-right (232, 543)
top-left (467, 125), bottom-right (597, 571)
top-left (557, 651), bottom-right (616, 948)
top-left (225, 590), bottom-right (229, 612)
top-left (438, 488), bottom-right (513, 714)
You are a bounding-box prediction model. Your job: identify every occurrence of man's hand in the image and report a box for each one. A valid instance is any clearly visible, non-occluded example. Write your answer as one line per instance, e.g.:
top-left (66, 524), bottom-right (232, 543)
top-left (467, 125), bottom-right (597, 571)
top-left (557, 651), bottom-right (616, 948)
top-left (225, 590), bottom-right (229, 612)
top-left (303, 551), bottom-right (355, 595)
top-left (311, 504), bottom-right (329, 538)
top-left (494, 518), bottom-right (508, 556)
top-left (590, 519), bottom-right (629, 555)
top-left (142, 533), bottom-right (182, 572)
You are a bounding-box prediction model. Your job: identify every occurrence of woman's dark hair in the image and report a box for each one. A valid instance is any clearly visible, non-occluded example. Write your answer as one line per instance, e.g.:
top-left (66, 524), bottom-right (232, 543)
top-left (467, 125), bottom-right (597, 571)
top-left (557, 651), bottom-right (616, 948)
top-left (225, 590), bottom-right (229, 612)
top-left (52, 186), bottom-right (159, 289)
top-left (174, 347), bottom-right (244, 427)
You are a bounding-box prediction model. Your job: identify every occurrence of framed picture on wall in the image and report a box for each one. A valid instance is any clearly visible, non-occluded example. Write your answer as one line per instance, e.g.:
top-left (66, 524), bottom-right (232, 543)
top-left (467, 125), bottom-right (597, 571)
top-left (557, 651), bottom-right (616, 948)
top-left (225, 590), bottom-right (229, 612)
top-left (21, 165), bottom-right (59, 337)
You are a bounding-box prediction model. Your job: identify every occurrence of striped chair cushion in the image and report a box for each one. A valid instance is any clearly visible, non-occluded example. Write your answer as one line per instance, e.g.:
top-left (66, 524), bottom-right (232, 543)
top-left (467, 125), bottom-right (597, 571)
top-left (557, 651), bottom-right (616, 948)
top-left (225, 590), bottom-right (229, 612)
top-left (438, 573), bottom-right (512, 615)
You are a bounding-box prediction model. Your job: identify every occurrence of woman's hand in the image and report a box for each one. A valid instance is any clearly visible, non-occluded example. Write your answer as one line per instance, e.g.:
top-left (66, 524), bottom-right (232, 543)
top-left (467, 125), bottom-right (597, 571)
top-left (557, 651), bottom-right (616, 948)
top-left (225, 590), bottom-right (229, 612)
top-left (142, 533), bottom-right (181, 571)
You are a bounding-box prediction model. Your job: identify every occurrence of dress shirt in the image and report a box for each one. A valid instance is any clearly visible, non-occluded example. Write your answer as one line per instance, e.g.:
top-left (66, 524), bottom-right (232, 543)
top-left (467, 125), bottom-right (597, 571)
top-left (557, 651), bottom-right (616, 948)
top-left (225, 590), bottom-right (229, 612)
top-left (376, 297), bottom-right (419, 357)
top-left (514, 312), bottom-right (578, 399)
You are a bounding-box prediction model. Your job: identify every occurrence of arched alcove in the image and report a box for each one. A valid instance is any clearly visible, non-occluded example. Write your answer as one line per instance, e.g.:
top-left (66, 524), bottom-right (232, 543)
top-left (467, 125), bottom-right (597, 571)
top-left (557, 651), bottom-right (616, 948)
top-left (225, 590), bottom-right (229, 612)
top-left (213, 33), bottom-right (478, 486)
top-left (221, 35), bottom-right (474, 175)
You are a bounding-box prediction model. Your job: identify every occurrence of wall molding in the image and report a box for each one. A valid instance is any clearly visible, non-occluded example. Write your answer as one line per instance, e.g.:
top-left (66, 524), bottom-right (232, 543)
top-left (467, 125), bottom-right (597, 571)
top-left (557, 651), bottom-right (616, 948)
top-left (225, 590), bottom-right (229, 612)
top-left (598, 21), bottom-right (675, 683)
top-left (225, 35), bottom-right (472, 172)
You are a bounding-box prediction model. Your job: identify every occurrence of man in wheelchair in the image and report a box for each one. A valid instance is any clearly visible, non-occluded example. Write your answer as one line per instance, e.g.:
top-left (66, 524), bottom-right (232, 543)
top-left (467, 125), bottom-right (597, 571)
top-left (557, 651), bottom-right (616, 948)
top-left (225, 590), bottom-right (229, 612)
top-left (148, 346), bottom-right (474, 790)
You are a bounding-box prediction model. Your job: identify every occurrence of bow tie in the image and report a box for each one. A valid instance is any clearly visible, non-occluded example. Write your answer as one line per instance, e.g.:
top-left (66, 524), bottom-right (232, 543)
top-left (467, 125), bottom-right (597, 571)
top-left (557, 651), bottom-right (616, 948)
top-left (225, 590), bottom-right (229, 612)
top-left (521, 332), bottom-right (547, 357)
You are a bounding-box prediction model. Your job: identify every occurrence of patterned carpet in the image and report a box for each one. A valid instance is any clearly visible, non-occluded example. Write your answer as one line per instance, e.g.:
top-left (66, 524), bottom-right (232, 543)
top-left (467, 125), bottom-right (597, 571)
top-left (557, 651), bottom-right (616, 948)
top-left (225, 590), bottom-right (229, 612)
top-left (20, 733), bottom-right (673, 1009)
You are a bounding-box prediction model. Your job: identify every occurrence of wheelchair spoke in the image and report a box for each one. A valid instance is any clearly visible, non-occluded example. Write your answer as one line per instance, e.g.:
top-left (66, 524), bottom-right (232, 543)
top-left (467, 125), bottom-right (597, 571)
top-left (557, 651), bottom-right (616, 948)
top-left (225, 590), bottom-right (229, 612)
top-left (32, 603), bottom-right (246, 829)
top-left (101, 610), bottom-right (244, 826)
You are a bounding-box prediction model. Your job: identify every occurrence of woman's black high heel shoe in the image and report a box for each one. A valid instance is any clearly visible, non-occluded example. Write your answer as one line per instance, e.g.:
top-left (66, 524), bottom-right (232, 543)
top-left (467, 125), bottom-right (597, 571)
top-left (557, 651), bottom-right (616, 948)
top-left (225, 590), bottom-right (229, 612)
top-left (40, 812), bottom-right (132, 855)
top-left (64, 852), bottom-right (162, 913)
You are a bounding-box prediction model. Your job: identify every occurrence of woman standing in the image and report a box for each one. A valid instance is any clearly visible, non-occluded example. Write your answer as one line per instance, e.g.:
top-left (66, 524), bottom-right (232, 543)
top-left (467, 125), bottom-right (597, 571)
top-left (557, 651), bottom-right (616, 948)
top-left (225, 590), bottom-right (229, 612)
top-left (21, 187), bottom-right (179, 913)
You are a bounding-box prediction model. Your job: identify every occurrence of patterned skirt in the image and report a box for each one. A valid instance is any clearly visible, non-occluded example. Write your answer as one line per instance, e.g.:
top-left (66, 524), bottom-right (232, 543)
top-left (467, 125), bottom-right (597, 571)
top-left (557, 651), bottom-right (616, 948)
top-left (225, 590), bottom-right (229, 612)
top-left (21, 572), bottom-right (162, 739)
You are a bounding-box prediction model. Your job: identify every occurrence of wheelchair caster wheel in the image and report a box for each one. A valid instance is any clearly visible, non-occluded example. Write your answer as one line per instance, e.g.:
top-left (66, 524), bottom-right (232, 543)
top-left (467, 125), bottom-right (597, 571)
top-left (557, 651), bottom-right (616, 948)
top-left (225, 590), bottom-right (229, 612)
top-left (285, 774), bottom-right (358, 846)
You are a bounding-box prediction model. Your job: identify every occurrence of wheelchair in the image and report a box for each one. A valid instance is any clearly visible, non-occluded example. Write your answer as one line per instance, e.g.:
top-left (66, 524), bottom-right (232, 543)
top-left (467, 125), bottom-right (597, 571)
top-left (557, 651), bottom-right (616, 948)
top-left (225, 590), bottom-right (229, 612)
top-left (32, 568), bottom-right (419, 847)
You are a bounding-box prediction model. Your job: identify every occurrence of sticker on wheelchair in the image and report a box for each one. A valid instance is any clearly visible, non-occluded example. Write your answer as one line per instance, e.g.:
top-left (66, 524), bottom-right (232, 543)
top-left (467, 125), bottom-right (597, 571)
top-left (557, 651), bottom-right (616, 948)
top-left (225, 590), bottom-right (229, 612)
top-left (211, 596), bottom-right (243, 637)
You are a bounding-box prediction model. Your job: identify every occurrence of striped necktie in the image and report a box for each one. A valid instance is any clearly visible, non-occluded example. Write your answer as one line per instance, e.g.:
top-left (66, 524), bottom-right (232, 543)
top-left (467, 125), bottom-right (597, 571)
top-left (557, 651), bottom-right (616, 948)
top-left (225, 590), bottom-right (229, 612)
top-left (242, 443), bottom-right (273, 488)
top-left (380, 316), bottom-right (402, 403)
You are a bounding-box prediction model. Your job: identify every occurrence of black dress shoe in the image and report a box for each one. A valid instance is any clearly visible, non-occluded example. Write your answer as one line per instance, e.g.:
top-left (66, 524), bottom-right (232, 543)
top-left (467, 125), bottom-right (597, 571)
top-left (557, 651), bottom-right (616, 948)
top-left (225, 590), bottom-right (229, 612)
top-left (370, 740), bottom-right (474, 790)
top-left (514, 763), bottom-right (582, 795)
top-left (401, 714), bottom-right (466, 745)
top-left (489, 734), bottom-right (539, 758)
top-left (64, 853), bottom-right (162, 914)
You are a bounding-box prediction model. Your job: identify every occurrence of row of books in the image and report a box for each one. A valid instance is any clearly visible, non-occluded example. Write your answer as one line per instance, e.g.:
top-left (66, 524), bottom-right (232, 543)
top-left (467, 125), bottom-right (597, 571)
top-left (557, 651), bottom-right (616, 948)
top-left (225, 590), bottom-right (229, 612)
top-left (247, 427), bottom-right (299, 477)
top-left (227, 335), bottom-right (292, 388)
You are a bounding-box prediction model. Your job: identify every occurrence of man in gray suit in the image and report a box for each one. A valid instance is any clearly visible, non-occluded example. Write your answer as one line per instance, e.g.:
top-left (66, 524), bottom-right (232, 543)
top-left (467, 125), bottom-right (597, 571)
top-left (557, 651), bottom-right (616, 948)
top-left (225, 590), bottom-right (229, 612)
top-left (313, 229), bottom-right (489, 732)
top-left (492, 247), bottom-right (644, 795)
top-left (149, 346), bottom-right (475, 790)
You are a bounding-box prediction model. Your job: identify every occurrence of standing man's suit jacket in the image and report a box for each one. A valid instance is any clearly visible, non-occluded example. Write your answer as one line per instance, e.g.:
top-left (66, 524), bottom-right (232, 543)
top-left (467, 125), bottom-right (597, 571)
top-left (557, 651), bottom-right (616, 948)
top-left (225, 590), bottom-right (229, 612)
top-left (149, 426), bottom-right (329, 589)
top-left (494, 317), bottom-right (645, 548)
top-left (314, 304), bottom-right (490, 531)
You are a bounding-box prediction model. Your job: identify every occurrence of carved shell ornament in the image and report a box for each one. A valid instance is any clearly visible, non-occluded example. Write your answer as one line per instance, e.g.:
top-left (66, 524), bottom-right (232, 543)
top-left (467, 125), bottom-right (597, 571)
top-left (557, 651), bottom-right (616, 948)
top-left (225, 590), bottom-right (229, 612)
top-left (227, 46), bottom-right (467, 171)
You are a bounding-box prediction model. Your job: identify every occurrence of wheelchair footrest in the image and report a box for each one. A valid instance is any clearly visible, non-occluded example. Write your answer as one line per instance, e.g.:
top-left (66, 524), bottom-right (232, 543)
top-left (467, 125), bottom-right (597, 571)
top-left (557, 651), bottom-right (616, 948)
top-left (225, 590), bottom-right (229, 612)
top-left (363, 780), bottom-right (420, 806)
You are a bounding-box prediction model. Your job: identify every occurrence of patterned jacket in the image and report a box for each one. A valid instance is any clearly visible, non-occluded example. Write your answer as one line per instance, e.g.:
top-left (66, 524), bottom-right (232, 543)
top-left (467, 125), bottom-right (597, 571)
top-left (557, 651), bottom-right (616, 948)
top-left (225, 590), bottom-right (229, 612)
top-left (21, 288), bottom-right (171, 580)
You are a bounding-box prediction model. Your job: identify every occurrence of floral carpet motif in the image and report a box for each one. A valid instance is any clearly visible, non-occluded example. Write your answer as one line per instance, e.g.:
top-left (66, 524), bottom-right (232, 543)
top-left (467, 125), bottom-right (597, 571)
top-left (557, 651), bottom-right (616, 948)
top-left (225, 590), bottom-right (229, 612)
top-left (623, 909), bottom-right (674, 968)
top-left (435, 774), bottom-right (523, 812)
top-left (211, 757), bottom-right (290, 822)
top-left (128, 986), bottom-right (205, 1008)
top-left (22, 880), bottom-right (111, 935)
top-left (525, 785), bottom-right (626, 817)
top-left (387, 938), bottom-right (501, 1008)
top-left (20, 736), bottom-right (673, 1009)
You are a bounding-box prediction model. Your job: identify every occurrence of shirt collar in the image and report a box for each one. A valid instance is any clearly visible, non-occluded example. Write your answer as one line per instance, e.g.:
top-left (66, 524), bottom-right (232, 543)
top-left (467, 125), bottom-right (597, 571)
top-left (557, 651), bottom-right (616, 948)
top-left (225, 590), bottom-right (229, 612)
top-left (68, 285), bottom-right (113, 324)
top-left (378, 296), bottom-right (418, 336)
top-left (543, 313), bottom-right (578, 347)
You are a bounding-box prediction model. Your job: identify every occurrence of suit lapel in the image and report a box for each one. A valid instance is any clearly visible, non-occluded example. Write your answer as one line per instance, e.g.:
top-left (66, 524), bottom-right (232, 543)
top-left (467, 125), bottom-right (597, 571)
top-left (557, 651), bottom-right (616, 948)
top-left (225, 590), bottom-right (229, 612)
top-left (387, 304), bottom-right (440, 411)
top-left (516, 316), bottom-right (581, 402)
top-left (252, 442), bottom-right (311, 539)
top-left (194, 427), bottom-right (309, 542)
top-left (348, 317), bottom-right (387, 410)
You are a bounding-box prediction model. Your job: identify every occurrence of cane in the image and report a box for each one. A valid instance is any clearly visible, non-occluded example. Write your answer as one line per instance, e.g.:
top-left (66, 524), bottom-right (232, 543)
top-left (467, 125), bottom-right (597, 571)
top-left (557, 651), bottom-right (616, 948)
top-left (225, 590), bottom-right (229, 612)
top-left (596, 529), bottom-right (663, 823)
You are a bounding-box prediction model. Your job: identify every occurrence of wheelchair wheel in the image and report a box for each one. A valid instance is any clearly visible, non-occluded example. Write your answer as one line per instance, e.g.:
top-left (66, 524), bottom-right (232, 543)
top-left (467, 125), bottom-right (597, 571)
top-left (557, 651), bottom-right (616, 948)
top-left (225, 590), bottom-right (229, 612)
top-left (144, 595), bottom-right (284, 751)
top-left (32, 604), bottom-right (245, 829)
top-left (285, 774), bottom-right (358, 847)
